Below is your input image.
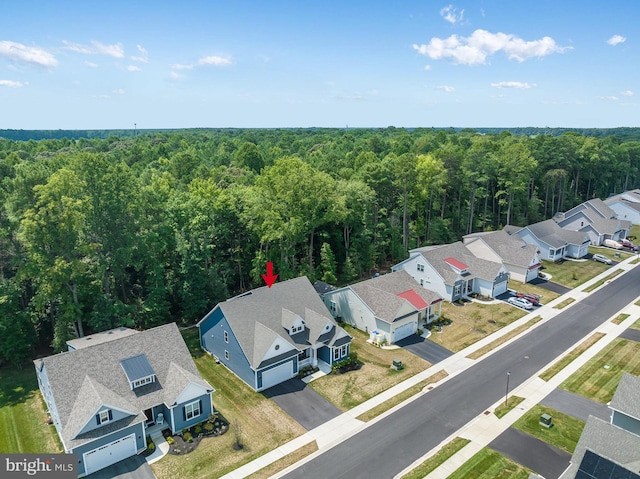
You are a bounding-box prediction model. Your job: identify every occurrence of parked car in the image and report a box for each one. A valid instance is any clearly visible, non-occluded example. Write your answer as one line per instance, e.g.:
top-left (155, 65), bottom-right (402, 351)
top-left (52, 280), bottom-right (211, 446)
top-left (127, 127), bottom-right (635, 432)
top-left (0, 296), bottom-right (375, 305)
top-left (592, 254), bottom-right (613, 265)
top-left (516, 293), bottom-right (541, 306)
top-left (507, 296), bottom-right (533, 310)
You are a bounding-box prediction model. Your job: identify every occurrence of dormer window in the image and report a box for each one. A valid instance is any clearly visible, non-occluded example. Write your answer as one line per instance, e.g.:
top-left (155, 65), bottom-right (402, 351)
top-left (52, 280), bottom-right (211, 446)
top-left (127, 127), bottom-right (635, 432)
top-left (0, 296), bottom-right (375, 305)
top-left (120, 354), bottom-right (156, 390)
top-left (97, 409), bottom-right (112, 425)
top-left (290, 324), bottom-right (304, 334)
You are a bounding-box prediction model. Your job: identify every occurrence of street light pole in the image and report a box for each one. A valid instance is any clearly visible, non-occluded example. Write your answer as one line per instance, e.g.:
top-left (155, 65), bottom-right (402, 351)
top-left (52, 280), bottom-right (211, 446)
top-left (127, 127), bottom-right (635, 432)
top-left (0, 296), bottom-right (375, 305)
top-left (505, 371), bottom-right (511, 406)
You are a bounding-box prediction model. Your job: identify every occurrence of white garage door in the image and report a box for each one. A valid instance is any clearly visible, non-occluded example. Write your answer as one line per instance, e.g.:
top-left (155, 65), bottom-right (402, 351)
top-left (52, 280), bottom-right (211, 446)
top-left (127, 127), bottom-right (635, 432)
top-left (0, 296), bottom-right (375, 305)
top-left (493, 280), bottom-right (509, 297)
top-left (83, 433), bottom-right (136, 475)
top-left (261, 361), bottom-right (294, 390)
top-left (393, 322), bottom-right (416, 343)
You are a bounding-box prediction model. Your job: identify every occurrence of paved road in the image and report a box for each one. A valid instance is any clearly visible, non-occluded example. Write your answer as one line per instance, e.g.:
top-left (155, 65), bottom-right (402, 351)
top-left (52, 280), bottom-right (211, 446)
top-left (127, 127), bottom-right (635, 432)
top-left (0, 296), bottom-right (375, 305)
top-left (489, 427), bottom-right (571, 479)
top-left (540, 388), bottom-right (610, 422)
top-left (283, 267), bottom-right (640, 479)
top-left (263, 378), bottom-right (341, 430)
top-left (395, 335), bottom-right (454, 364)
top-left (88, 455), bottom-right (155, 479)
top-left (619, 328), bottom-right (640, 343)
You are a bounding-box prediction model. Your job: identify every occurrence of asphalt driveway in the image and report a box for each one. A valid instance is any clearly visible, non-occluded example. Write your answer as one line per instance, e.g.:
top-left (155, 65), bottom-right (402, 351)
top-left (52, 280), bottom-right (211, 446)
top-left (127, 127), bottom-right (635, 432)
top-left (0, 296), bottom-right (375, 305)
top-left (395, 335), bottom-right (454, 364)
top-left (529, 277), bottom-right (571, 295)
top-left (263, 378), bottom-right (341, 430)
top-left (489, 427), bottom-right (571, 479)
top-left (540, 388), bottom-right (610, 422)
top-left (87, 455), bottom-right (155, 479)
top-left (619, 328), bottom-right (640, 343)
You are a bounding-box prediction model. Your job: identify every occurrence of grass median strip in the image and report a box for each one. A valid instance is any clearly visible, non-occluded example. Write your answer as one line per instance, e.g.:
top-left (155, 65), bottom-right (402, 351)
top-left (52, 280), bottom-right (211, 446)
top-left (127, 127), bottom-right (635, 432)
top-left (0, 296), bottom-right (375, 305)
top-left (400, 437), bottom-right (470, 479)
top-left (246, 441), bottom-right (318, 479)
top-left (356, 370), bottom-right (448, 422)
top-left (583, 269), bottom-right (623, 293)
top-left (467, 316), bottom-right (543, 360)
top-left (554, 298), bottom-right (575, 309)
top-left (447, 447), bottom-right (532, 479)
top-left (512, 405), bottom-right (585, 454)
top-left (632, 318), bottom-right (640, 330)
top-left (539, 333), bottom-right (606, 382)
top-left (612, 313), bottom-right (630, 325)
top-left (494, 396), bottom-right (525, 419)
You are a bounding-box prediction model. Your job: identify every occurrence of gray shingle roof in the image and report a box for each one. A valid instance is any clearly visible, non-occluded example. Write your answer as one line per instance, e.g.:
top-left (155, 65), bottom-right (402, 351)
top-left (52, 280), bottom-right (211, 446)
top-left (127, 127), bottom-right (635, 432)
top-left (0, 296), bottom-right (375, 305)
top-left (610, 372), bottom-right (640, 420)
top-left (564, 416), bottom-right (640, 478)
top-left (348, 270), bottom-right (442, 323)
top-left (606, 195), bottom-right (640, 214)
top-left (215, 276), bottom-right (351, 369)
top-left (464, 230), bottom-right (539, 268)
top-left (36, 323), bottom-right (213, 451)
top-left (526, 219), bottom-right (589, 247)
top-left (411, 242), bottom-right (506, 284)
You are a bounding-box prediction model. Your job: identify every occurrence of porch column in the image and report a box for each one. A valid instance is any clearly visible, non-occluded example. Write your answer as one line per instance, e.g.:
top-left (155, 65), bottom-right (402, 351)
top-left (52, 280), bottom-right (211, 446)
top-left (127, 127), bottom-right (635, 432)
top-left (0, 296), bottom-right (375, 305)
top-left (312, 346), bottom-right (318, 367)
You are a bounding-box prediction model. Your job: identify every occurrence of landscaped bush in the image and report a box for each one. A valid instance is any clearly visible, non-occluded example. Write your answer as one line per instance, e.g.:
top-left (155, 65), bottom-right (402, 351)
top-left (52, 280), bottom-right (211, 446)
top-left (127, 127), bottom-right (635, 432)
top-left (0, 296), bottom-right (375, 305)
top-left (147, 438), bottom-right (155, 452)
top-left (204, 422), bottom-right (214, 431)
top-left (194, 424), bottom-right (202, 434)
top-left (298, 365), bottom-right (319, 378)
top-left (183, 432), bottom-right (193, 442)
top-left (429, 317), bottom-right (452, 330)
top-left (332, 352), bottom-right (361, 372)
top-left (166, 436), bottom-right (174, 445)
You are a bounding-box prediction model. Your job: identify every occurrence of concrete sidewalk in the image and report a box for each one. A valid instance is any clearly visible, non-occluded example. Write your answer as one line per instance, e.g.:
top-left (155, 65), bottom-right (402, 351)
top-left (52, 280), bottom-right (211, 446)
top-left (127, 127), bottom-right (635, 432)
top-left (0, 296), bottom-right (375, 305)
top-left (220, 257), bottom-right (640, 479)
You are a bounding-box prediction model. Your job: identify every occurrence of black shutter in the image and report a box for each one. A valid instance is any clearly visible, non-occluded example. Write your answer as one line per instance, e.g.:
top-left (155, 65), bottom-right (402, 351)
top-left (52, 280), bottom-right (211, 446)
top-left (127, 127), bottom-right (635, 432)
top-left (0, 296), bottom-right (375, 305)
top-left (198, 400), bottom-right (202, 416)
top-left (108, 410), bottom-right (112, 420)
top-left (95, 414), bottom-right (100, 425)
top-left (183, 406), bottom-right (186, 421)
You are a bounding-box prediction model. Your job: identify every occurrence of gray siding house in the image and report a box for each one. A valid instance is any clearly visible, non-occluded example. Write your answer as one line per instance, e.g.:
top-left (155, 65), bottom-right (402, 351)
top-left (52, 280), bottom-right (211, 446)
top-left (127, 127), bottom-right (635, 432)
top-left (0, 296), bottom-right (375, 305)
top-left (34, 323), bottom-right (215, 477)
top-left (508, 219), bottom-right (590, 260)
top-left (554, 198), bottom-right (631, 245)
top-left (605, 190), bottom-right (640, 225)
top-left (198, 276), bottom-right (352, 391)
top-left (322, 270), bottom-right (443, 345)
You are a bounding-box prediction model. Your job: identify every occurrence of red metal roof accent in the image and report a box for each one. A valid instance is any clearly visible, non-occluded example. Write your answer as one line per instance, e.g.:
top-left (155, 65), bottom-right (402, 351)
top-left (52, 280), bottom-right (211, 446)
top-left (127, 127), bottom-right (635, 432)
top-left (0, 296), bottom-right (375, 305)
top-left (397, 290), bottom-right (429, 309)
top-left (444, 257), bottom-right (469, 271)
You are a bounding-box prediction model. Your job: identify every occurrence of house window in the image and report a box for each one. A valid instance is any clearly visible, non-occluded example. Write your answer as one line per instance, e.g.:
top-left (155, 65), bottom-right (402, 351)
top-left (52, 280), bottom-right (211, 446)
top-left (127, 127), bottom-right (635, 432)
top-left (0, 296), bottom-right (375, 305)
top-left (224, 331), bottom-right (229, 343)
top-left (132, 376), bottom-right (154, 388)
top-left (184, 401), bottom-right (200, 420)
top-left (454, 284), bottom-right (461, 296)
top-left (98, 410), bottom-right (111, 425)
top-left (333, 347), bottom-right (341, 361)
top-left (224, 350), bottom-right (229, 361)
top-left (420, 279), bottom-right (424, 287)
top-left (330, 301), bottom-right (336, 313)
top-left (417, 264), bottom-right (425, 272)
top-left (340, 344), bottom-right (348, 357)
top-left (290, 324), bottom-right (304, 334)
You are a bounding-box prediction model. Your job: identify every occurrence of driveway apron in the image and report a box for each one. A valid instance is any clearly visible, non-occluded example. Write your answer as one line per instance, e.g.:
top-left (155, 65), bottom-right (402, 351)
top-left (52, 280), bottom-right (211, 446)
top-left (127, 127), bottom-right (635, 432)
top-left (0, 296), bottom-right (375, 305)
top-left (489, 427), bottom-right (571, 479)
top-left (540, 388), bottom-right (610, 422)
top-left (395, 335), bottom-right (454, 364)
top-left (619, 328), bottom-right (640, 343)
top-left (87, 455), bottom-right (156, 479)
top-left (263, 378), bottom-right (341, 430)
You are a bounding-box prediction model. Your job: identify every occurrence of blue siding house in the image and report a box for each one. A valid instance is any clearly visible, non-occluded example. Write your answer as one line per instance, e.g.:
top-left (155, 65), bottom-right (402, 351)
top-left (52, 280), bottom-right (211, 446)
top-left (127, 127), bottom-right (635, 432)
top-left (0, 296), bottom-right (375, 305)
top-left (198, 276), bottom-right (352, 391)
top-left (35, 323), bottom-right (215, 477)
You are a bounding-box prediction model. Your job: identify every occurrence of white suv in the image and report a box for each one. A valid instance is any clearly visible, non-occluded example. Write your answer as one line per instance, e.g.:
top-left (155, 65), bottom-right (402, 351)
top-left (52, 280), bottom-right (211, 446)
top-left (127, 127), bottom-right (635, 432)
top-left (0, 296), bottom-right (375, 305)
top-left (507, 296), bottom-right (533, 310)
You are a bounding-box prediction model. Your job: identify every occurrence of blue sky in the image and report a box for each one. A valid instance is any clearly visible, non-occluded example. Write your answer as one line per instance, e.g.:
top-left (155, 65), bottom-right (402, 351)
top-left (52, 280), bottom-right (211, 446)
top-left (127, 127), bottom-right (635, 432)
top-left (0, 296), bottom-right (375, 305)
top-left (1, 1), bottom-right (638, 129)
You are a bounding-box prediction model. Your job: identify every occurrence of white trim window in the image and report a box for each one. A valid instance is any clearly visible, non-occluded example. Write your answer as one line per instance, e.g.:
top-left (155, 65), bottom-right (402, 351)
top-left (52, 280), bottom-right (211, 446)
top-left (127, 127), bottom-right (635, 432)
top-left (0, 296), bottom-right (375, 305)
top-left (417, 264), bottom-right (425, 272)
top-left (224, 331), bottom-right (229, 343)
top-left (225, 350), bottom-right (229, 360)
top-left (185, 401), bottom-right (200, 420)
top-left (98, 410), bottom-right (110, 424)
top-left (454, 284), bottom-right (461, 296)
top-left (333, 348), bottom-right (341, 361)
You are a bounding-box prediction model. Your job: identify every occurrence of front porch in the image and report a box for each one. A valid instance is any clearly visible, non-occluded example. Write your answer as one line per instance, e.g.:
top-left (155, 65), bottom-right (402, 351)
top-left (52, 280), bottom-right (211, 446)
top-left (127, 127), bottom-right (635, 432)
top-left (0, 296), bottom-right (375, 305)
top-left (300, 359), bottom-right (332, 384)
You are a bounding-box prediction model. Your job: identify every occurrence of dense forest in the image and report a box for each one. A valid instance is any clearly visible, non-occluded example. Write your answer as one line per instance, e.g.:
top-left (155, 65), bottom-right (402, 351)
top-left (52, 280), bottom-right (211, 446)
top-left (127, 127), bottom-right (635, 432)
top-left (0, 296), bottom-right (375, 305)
top-left (1, 127), bottom-right (639, 366)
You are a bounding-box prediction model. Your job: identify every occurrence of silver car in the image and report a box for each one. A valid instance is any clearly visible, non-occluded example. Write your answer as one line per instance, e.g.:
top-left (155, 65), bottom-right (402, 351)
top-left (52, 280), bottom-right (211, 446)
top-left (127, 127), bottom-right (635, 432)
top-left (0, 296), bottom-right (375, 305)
top-left (507, 296), bottom-right (533, 310)
top-left (592, 254), bottom-right (613, 265)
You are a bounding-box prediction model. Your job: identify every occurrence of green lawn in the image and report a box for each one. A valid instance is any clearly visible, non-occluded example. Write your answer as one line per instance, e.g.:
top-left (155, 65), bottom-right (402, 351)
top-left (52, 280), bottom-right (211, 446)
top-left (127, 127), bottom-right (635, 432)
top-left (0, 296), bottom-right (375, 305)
top-left (467, 316), bottom-right (542, 360)
top-left (583, 269), bottom-right (623, 293)
top-left (152, 328), bottom-right (307, 479)
top-left (560, 338), bottom-right (640, 403)
top-left (554, 298), bottom-right (575, 309)
top-left (540, 259), bottom-right (608, 288)
top-left (512, 405), bottom-right (585, 454)
top-left (631, 318), bottom-right (640, 330)
top-left (400, 437), bottom-right (470, 479)
top-left (494, 396), bottom-right (525, 419)
top-left (612, 313), bottom-right (630, 325)
top-left (539, 333), bottom-right (606, 382)
top-left (446, 447), bottom-right (532, 479)
top-left (0, 365), bottom-right (63, 454)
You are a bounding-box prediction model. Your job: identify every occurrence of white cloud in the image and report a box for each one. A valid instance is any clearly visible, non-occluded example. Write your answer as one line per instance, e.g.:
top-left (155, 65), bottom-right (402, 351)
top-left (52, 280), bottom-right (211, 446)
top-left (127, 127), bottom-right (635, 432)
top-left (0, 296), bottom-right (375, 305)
top-left (607, 35), bottom-right (626, 46)
top-left (126, 65), bottom-right (141, 72)
top-left (112, 88), bottom-right (125, 95)
top-left (0, 40), bottom-right (58, 67)
top-left (0, 79), bottom-right (27, 88)
top-left (491, 81), bottom-right (535, 89)
top-left (169, 71), bottom-right (185, 80)
top-left (197, 55), bottom-right (232, 66)
top-left (621, 90), bottom-right (634, 96)
top-left (171, 55), bottom-right (232, 71)
top-left (130, 44), bottom-right (148, 63)
top-left (62, 40), bottom-right (124, 58)
top-left (84, 61), bottom-right (98, 68)
top-left (436, 85), bottom-right (455, 92)
top-left (413, 29), bottom-right (570, 65)
top-left (600, 95), bottom-right (619, 101)
top-left (440, 5), bottom-right (464, 24)
top-left (423, 64), bottom-right (432, 70)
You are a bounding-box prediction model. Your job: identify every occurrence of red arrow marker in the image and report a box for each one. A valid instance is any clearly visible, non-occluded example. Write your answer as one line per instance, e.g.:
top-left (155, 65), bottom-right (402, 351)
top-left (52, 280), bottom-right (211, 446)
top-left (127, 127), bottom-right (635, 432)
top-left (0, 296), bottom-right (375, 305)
top-left (261, 262), bottom-right (278, 288)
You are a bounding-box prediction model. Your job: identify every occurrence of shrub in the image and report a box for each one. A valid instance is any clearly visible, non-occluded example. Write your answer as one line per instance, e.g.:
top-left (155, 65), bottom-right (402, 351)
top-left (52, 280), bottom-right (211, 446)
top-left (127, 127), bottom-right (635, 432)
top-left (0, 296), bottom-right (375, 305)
top-left (204, 422), bottom-right (214, 431)
top-left (183, 432), bottom-right (193, 442)
top-left (147, 441), bottom-right (155, 452)
top-left (181, 428), bottom-right (188, 435)
top-left (417, 328), bottom-right (424, 335)
top-left (194, 424), bottom-right (202, 434)
top-left (332, 352), bottom-right (360, 371)
top-left (166, 436), bottom-right (174, 445)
